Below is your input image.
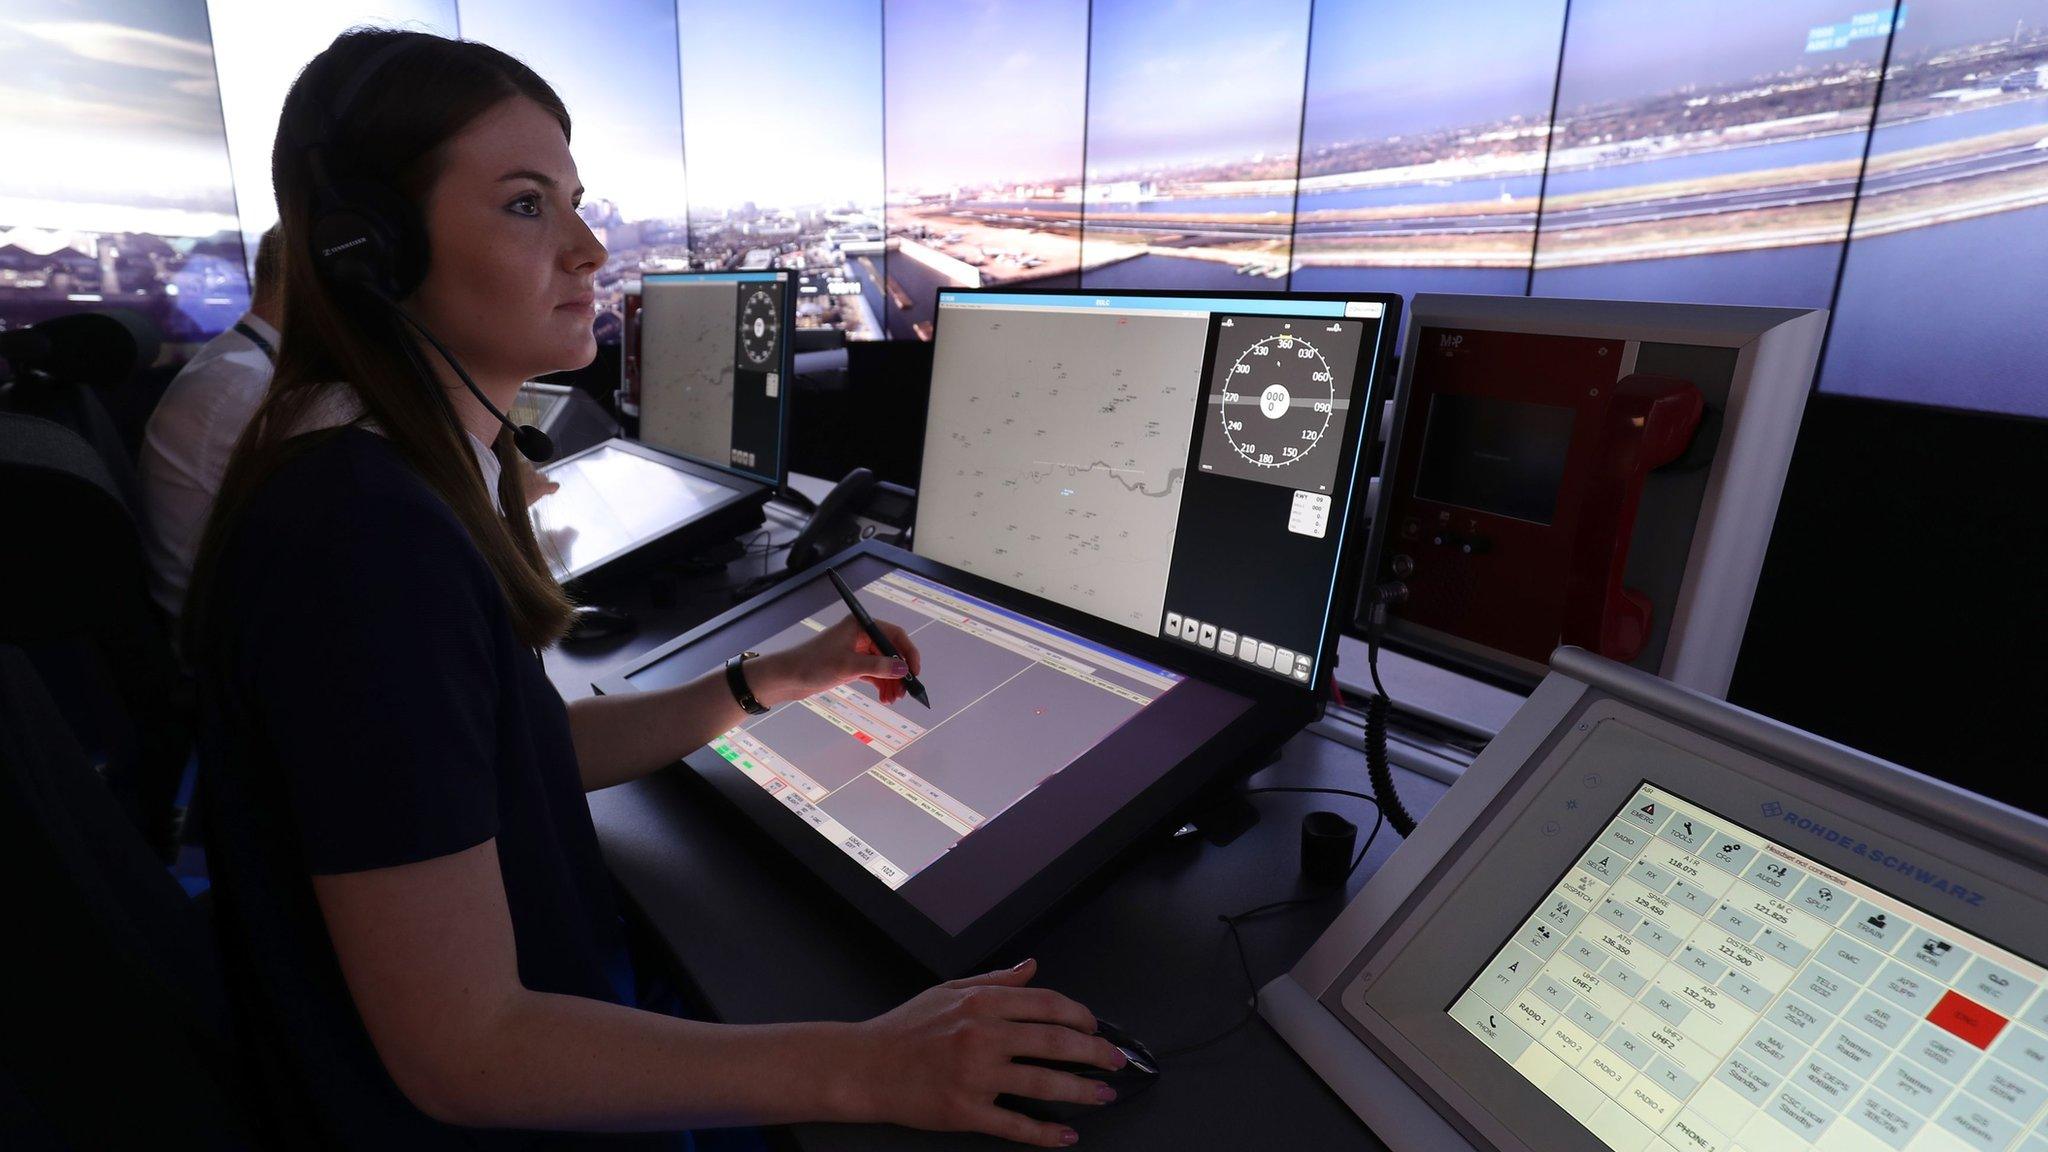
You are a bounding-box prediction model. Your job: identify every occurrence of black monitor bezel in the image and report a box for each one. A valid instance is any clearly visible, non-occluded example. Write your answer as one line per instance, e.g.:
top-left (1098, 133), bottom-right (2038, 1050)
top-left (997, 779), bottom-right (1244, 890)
top-left (636, 269), bottom-right (796, 490)
top-left (534, 436), bottom-right (767, 583)
top-left (593, 539), bottom-right (1314, 976)
top-left (920, 284), bottom-right (1403, 701)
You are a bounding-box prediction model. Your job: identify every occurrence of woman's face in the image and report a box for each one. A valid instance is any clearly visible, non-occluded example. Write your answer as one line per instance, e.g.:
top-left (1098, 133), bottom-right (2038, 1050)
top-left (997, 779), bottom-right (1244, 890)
top-left (406, 95), bottom-right (607, 385)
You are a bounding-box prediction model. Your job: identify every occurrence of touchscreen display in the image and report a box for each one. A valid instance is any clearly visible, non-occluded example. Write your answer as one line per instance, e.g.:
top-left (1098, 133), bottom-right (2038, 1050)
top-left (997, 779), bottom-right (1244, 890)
top-left (1450, 782), bottom-right (2048, 1152)
top-left (531, 443), bottom-right (737, 580)
top-left (704, 570), bottom-right (1183, 891)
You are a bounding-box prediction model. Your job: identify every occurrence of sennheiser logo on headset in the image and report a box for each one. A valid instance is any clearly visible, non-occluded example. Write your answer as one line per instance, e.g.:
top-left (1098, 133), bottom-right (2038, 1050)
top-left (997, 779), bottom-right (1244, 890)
top-left (320, 235), bottom-right (373, 258)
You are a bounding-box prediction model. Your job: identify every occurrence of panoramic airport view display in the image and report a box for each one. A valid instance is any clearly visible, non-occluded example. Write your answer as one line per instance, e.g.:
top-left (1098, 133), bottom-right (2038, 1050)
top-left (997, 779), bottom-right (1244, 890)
top-left (6, 0), bottom-right (2042, 417)
top-left (708, 570), bottom-right (1182, 891)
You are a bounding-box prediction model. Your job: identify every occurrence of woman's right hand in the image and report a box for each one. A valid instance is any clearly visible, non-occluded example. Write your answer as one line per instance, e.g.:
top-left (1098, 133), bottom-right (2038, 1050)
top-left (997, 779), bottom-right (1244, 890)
top-left (830, 958), bottom-right (1128, 1146)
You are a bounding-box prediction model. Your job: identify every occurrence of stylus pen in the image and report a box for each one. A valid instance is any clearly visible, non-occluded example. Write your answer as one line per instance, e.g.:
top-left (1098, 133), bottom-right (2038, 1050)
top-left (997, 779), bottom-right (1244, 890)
top-left (825, 567), bottom-right (931, 709)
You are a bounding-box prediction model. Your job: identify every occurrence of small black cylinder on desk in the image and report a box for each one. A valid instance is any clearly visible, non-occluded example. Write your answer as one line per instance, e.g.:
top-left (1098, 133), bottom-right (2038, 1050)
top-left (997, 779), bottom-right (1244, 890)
top-left (1301, 811), bottom-right (1357, 886)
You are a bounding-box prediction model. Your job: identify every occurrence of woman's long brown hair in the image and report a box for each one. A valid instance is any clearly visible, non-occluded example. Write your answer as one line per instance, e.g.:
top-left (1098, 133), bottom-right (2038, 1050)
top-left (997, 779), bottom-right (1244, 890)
top-left (185, 28), bottom-right (577, 661)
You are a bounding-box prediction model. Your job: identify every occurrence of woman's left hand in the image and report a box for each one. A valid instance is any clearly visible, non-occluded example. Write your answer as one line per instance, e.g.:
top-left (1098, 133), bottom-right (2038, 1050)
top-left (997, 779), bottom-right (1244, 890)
top-left (517, 455), bottom-right (560, 507)
top-left (750, 613), bottom-right (924, 708)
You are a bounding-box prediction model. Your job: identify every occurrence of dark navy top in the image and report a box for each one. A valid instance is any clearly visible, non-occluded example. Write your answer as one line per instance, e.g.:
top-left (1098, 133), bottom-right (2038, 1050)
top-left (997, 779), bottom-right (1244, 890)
top-left (199, 427), bottom-right (678, 1149)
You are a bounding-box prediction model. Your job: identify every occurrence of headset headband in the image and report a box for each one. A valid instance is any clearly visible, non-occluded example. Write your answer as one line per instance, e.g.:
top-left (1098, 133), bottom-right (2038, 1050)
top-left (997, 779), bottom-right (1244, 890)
top-left (306, 37), bottom-right (417, 164)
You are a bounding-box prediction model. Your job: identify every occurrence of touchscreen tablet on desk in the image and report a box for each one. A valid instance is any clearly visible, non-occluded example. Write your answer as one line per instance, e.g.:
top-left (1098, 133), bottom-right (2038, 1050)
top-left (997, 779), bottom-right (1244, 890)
top-left (594, 543), bottom-right (1285, 976)
top-left (530, 439), bottom-right (757, 583)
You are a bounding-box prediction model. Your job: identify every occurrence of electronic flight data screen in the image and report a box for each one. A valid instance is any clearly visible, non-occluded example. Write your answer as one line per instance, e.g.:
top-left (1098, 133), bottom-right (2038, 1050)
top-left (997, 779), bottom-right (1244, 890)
top-left (614, 554), bottom-right (1256, 954)
top-left (919, 289), bottom-right (1397, 689)
top-left (1452, 782), bottom-right (2048, 1152)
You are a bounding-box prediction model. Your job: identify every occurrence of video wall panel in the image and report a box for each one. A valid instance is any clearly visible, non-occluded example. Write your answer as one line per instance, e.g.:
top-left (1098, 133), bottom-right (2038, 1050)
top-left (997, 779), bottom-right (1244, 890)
top-left (677, 0), bottom-right (885, 338)
top-left (1, 0), bottom-right (249, 348)
top-left (880, 0), bottom-right (1089, 341)
top-left (1529, 0), bottom-right (1892, 310)
top-left (1077, 0), bottom-right (1314, 291)
top-left (1818, 1), bottom-right (2048, 419)
top-left (1290, 0), bottom-right (1565, 302)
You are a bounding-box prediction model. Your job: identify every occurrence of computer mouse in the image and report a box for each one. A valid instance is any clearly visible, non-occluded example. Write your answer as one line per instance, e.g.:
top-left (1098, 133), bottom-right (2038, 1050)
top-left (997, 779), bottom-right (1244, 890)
top-left (998, 1018), bottom-right (1160, 1122)
top-left (564, 603), bottom-right (635, 642)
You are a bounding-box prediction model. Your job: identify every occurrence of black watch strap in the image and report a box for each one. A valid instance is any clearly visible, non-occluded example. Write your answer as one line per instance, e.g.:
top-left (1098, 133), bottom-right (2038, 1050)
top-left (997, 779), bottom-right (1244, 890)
top-left (725, 651), bottom-right (769, 715)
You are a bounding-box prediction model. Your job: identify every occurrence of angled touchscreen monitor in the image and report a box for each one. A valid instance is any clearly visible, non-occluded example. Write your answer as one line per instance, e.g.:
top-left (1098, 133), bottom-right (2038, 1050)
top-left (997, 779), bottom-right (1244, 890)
top-left (595, 542), bottom-right (1316, 975)
top-left (918, 288), bottom-right (1400, 694)
top-left (530, 438), bottom-right (758, 583)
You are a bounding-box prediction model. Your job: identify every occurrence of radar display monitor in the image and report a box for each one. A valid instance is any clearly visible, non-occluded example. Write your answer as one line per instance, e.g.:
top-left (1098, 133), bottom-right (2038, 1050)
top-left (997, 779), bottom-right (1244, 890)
top-left (919, 288), bottom-right (1399, 693)
top-left (637, 270), bottom-right (793, 486)
top-left (1263, 647), bottom-right (2048, 1152)
top-left (595, 541), bottom-right (1323, 976)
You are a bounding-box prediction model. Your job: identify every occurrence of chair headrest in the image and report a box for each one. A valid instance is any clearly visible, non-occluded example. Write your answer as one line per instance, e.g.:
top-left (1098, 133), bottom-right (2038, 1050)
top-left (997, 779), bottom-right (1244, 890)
top-left (0, 412), bottom-right (150, 642)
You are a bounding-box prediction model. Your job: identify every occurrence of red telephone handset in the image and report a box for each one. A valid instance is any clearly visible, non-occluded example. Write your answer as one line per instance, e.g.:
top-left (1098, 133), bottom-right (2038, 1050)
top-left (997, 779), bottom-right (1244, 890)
top-left (1562, 374), bottom-right (1704, 662)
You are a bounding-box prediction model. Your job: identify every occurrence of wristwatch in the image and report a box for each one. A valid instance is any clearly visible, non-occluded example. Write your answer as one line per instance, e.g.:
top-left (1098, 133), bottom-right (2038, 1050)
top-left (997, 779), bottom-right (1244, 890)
top-left (724, 651), bottom-right (770, 715)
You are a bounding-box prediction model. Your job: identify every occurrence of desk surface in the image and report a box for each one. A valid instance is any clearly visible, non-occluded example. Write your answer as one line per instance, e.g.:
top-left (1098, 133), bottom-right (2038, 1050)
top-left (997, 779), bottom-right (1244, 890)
top-left (588, 732), bottom-right (1445, 1151)
top-left (548, 563), bottom-right (1450, 1150)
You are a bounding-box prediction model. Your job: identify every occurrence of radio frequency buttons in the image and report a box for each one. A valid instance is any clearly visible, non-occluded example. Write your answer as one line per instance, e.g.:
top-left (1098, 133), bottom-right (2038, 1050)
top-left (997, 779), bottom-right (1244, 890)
top-left (1198, 623), bottom-right (1218, 649)
top-left (1165, 612), bottom-right (1182, 637)
top-left (1219, 629), bottom-right (1239, 652)
top-left (1256, 642), bottom-right (1278, 670)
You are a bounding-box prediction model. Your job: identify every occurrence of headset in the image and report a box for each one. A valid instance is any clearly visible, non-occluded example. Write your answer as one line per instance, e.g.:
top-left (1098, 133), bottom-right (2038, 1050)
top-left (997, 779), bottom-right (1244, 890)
top-left (297, 35), bottom-right (555, 463)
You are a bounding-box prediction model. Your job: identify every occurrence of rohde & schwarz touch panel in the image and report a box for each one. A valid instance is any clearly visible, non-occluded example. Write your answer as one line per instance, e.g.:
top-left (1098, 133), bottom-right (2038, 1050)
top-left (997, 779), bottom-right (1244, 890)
top-left (1262, 647), bottom-right (2048, 1152)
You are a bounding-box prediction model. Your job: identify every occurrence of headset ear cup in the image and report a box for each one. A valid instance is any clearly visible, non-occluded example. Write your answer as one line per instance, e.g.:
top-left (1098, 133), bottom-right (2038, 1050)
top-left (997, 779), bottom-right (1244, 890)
top-left (308, 179), bottom-right (428, 299)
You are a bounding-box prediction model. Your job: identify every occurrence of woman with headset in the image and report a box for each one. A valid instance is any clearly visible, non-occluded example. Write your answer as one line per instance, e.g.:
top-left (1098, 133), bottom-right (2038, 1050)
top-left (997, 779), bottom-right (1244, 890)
top-left (186, 29), bottom-right (1120, 1149)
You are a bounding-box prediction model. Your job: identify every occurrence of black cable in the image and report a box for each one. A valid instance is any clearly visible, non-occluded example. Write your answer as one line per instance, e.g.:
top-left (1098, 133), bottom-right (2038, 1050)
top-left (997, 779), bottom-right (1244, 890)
top-left (369, 287), bottom-right (552, 462)
top-left (1154, 787), bottom-right (1385, 1062)
top-left (1364, 633), bottom-right (1419, 839)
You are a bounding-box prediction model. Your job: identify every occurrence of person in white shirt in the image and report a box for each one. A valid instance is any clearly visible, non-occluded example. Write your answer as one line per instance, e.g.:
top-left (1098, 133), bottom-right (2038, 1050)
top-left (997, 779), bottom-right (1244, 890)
top-left (140, 226), bottom-right (558, 621)
top-left (139, 228), bottom-right (286, 621)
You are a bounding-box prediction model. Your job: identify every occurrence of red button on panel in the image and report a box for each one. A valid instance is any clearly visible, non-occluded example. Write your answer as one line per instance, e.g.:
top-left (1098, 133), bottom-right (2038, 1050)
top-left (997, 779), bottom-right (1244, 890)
top-left (1927, 990), bottom-right (2008, 1049)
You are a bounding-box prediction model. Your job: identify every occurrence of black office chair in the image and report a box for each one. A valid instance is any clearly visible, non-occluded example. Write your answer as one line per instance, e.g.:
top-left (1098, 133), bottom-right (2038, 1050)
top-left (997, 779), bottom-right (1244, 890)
top-left (0, 644), bottom-right (261, 1148)
top-left (0, 412), bottom-right (190, 858)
